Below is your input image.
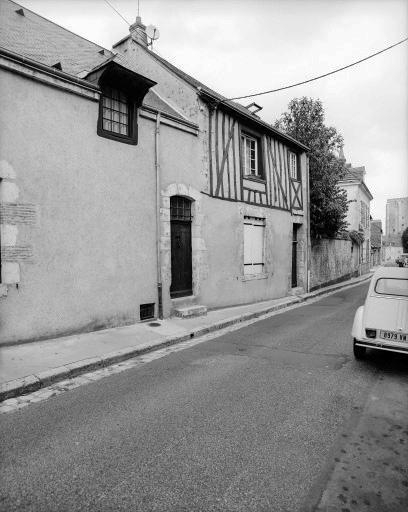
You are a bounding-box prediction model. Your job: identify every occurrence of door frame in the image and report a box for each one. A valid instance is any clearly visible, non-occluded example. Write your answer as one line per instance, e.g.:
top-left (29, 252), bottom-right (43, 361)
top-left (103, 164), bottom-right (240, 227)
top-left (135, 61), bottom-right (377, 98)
top-left (159, 183), bottom-right (206, 317)
top-left (170, 196), bottom-right (193, 298)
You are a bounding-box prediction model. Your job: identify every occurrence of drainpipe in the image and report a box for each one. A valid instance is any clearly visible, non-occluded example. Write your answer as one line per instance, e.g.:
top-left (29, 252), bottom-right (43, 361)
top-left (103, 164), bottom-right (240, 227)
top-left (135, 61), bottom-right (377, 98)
top-left (155, 112), bottom-right (163, 319)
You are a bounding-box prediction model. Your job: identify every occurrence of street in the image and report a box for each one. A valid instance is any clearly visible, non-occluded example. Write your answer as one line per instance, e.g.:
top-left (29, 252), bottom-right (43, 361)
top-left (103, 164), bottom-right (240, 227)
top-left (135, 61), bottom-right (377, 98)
top-left (1, 282), bottom-right (407, 511)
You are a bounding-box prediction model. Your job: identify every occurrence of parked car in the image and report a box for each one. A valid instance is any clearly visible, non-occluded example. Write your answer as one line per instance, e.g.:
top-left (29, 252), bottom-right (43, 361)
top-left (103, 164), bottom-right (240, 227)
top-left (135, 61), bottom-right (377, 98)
top-left (352, 266), bottom-right (408, 358)
top-left (396, 253), bottom-right (408, 267)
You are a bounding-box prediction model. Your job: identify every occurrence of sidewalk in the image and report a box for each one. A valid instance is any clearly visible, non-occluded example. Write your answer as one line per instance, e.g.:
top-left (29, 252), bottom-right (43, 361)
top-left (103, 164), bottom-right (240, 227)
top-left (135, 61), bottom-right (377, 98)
top-left (0, 272), bottom-right (373, 402)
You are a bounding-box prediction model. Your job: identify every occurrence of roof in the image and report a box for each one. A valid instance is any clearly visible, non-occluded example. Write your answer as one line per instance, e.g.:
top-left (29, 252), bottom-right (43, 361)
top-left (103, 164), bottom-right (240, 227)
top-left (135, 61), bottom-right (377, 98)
top-left (0, 0), bottom-right (189, 124)
top-left (133, 42), bottom-right (309, 151)
top-left (339, 164), bottom-right (373, 200)
top-left (0, 0), bottom-right (113, 75)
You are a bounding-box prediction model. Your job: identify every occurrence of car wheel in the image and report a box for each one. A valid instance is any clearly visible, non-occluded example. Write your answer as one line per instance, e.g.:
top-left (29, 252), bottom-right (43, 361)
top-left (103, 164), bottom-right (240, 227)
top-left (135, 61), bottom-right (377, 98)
top-left (353, 340), bottom-right (366, 359)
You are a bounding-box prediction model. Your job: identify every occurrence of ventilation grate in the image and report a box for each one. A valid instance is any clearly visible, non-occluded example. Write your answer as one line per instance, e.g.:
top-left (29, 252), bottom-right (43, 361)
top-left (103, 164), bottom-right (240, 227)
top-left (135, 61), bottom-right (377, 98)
top-left (140, 303), bottom-right (155, 321)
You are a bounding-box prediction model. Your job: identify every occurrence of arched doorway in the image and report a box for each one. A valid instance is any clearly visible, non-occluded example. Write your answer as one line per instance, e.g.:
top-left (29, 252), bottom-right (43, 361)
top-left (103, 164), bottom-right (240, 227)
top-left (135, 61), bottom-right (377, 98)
top-left (170, 196), bottom-right (193, 298)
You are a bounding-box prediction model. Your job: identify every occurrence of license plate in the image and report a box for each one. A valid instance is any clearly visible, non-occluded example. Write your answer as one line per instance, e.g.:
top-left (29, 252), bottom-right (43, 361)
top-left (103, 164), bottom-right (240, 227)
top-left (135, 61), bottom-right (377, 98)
top-left (379, 330), bottom-right (407, 342)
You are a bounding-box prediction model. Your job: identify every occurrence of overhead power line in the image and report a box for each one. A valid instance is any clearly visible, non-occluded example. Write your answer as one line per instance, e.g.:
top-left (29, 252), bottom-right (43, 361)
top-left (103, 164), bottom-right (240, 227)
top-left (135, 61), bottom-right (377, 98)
top-left (103, 0), bottom-right (130, 26)
top-left (227, 36), bottom-right (408, 101)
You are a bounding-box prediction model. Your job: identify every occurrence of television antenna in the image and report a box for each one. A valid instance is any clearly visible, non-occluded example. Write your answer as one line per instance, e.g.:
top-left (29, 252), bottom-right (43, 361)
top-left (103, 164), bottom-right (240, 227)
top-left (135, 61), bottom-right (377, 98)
top-left (146, 24), bottom-right (160, 49)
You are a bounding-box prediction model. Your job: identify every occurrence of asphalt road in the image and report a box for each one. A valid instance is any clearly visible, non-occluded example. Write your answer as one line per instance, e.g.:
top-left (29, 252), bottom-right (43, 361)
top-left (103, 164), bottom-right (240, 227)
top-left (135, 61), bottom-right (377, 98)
top-left (1, 283), bottom-right (407, 511)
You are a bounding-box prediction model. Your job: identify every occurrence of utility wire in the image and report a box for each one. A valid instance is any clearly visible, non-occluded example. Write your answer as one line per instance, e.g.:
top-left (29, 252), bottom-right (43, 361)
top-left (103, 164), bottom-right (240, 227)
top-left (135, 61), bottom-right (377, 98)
top-left (226, 36), bottom-right (408, 101)
top-left (103, 0), bottom-right (130, 26)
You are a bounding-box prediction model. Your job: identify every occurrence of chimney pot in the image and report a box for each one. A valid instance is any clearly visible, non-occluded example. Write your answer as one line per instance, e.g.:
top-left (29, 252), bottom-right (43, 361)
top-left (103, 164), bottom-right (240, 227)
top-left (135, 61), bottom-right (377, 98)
top-left (129, 16), bottom-right (148, 47)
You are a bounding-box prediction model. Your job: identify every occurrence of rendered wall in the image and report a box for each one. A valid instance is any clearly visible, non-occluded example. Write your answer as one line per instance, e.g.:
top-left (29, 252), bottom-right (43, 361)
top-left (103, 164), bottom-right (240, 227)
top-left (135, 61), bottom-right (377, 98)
top-left (0, 70), bottom-right (158, 344)
top-left (310, 238), bottom-right (358, 290)
top-left (384, 245), bottom-right (403, 264)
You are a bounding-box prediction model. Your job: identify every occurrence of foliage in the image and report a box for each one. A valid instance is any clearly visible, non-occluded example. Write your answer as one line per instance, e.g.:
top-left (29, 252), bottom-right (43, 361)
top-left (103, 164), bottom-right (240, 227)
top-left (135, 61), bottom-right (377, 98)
top-left (275, 97), bottom-right (349, 239)
top-left (402, 226), bottom-right (408, 252)
top-left (348, 230), bottom-right (365, 245)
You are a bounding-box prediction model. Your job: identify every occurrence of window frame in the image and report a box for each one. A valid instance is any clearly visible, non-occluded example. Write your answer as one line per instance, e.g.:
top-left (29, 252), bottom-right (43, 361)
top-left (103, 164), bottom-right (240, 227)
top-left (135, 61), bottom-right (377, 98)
top-left (97, 84), bottom-right (138, 145)
top-left (288, 149), bottom-right (300, 181)
top-left (240, 127), bottom-right (265, 181)
top-left (243, 216), bottom-right (266, 276)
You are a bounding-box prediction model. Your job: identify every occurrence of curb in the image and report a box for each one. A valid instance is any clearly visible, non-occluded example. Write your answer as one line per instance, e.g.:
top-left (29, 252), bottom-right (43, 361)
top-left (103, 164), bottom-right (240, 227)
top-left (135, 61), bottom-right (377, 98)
top-left (0, 273), bottom-right (372, 403)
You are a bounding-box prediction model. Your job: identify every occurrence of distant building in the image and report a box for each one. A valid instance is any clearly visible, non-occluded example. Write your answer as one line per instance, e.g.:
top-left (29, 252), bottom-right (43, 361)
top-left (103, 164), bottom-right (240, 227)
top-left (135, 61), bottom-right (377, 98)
top-left (384, 197), bottom-right (408, 245)
top-left (383, 197), bottom-right (407, 263)
top-left (338, 148), bottom-right (373, 275)
top-left (370, 219), bottom-right (383, 266)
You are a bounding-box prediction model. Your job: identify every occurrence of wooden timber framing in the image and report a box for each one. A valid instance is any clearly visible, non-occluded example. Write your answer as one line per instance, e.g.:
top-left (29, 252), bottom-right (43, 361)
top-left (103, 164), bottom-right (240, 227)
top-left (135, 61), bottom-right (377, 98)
top-left (207, 107), bottom-right (304, 212)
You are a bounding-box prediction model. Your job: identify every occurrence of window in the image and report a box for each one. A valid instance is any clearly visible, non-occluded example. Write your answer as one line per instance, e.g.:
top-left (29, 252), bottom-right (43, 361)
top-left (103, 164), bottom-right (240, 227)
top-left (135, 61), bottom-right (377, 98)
top-left (375, 278), bottom-right (408, 297)
top-left (241, 133), bottom-right (263, 178)
top-left (140, 303), bottom-right (155, 321)
top-left (244, 216), bottom-right (265, 275)
top-left (98, 85), bottom-right (137, 144)
top-left (288, 150), bottom-right (299, 180)
top-left (102, 87), bottom-right (130, 136)
top-left (360, 201), bottom-right (369, 228)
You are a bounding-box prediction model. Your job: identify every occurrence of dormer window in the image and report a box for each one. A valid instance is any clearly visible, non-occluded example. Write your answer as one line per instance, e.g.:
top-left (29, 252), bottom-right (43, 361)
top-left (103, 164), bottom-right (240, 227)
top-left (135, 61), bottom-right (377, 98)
top-left (87, 61), bottom-right (156, 146)
top-left (102, 86), bottom-right (130, 136)
top-left (98, 84), bottom-right (137, 144)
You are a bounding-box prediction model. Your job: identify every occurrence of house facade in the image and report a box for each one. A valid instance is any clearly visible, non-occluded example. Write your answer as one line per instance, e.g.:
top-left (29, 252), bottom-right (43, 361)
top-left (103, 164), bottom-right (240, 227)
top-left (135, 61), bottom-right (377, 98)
top-left (111, 19), bottom-right (310, 318)
top-left (0, 1), bottom-right (310, 345)
top-left (338, 149), bottom-right (373, 275)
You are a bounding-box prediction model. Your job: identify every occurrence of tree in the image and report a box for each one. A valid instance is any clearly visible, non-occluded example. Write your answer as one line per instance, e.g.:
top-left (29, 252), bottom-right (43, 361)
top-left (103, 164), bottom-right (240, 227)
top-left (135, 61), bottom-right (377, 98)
top-left (275, 97), bottom-right (349, 239)
top-left (402, 226), bottom-right (408, 252)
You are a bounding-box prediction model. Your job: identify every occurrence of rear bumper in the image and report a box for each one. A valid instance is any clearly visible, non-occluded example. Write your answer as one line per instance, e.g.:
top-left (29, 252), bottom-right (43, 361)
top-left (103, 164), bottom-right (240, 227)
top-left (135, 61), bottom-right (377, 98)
top-left (354, 339), bottom-right (408, 355)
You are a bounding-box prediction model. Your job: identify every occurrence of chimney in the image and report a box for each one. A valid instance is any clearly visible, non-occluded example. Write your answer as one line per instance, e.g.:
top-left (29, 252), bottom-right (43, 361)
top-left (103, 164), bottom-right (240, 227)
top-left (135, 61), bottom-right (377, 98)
top-left (129, 16), bottom-right (148, 47)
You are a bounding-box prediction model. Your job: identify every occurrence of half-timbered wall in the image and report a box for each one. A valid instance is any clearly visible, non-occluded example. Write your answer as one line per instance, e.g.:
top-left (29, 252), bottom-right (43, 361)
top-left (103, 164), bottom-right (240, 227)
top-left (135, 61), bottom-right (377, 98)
top-left (207, 108), bottom-right (304, 212)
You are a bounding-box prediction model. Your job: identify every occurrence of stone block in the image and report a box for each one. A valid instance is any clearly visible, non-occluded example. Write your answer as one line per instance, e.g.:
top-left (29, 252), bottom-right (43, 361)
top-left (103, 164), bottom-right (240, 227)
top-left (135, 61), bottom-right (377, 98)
top-left (1, 262), bottom-right (20, 284)
top-left (0, 224), bottom-right (18, 246)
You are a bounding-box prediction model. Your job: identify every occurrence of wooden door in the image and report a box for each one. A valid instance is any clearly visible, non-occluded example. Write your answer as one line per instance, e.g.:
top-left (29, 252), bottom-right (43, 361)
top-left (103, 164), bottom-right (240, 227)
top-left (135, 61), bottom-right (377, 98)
top-left (170, 196), bottom-right (193, 298)
top-left (291, 225), bottom-right (298, 288)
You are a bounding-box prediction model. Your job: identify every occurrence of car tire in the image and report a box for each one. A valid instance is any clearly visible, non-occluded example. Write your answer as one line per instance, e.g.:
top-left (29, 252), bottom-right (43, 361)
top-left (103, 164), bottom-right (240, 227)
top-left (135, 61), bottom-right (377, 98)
top-left (353, 340), bottom-right (366, 359)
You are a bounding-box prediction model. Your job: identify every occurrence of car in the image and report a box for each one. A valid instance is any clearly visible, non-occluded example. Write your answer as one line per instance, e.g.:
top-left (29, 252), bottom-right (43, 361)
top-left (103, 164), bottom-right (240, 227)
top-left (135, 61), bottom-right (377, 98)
top-left (352, 266), bottom-right (408, 359)
top-left (396, 253), bottom-right (408, 267)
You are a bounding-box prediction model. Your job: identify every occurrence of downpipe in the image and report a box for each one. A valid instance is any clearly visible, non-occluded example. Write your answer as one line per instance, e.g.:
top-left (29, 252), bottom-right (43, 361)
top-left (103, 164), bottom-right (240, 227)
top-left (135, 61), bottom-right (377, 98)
top-left (155, 113), bottom-right (163, 319)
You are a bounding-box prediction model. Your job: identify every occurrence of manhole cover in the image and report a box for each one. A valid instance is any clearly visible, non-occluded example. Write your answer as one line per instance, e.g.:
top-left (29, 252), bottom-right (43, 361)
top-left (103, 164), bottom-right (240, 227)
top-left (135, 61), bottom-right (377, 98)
top-left (148, 322), bottom-right (161, 327)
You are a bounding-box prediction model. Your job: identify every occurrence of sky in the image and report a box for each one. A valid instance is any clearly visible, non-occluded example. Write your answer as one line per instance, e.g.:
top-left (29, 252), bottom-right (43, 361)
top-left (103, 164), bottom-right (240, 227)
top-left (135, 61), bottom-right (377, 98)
top-left (20, 0), bottom-right (408, 229)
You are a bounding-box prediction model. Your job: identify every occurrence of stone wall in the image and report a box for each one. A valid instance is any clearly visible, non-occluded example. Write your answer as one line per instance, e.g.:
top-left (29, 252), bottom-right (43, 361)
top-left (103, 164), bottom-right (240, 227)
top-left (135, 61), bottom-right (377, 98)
top-left (310, 238), bottom-right (358, 290)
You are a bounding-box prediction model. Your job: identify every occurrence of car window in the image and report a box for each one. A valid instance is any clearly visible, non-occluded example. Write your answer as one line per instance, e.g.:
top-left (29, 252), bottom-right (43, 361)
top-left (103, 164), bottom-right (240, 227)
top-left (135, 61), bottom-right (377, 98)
top-left (375, 278), bottom-right (408, 297)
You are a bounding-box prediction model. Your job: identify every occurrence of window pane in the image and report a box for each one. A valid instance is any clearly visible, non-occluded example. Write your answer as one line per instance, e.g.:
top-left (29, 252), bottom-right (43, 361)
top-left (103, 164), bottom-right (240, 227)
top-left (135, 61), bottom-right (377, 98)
top-left (101, 87), bottom-right (131, 137)
top-left (375, 278), bottom-right (408, 297)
